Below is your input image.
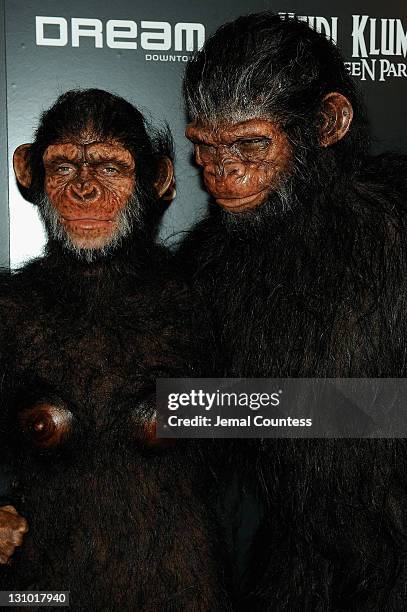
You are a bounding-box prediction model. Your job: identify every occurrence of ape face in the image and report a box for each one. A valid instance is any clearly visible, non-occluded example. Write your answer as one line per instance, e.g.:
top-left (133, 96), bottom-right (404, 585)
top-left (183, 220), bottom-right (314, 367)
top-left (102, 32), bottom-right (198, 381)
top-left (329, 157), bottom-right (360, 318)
top-left (13, 88), bottom-right (175, 260)
top-left (186, 119), bottom-right (292, 212)
top-left (42, 138), bottom-right (135, 250)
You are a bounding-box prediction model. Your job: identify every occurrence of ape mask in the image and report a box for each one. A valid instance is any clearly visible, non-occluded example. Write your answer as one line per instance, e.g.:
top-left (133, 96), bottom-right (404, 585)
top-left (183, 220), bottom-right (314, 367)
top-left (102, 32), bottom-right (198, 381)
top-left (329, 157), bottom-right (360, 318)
top-left (184, 14), bottom-right (363, 217)
top-left (13, 89), bottom-right (175, 260)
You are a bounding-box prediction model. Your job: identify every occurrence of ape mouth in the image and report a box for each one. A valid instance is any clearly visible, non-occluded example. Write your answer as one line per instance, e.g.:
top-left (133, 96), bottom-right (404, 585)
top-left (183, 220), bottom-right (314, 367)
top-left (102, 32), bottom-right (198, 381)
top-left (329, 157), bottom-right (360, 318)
top-left (62, 217), bottom-right (114, 230)
top-left (213, 189), bottom-right (269, 211)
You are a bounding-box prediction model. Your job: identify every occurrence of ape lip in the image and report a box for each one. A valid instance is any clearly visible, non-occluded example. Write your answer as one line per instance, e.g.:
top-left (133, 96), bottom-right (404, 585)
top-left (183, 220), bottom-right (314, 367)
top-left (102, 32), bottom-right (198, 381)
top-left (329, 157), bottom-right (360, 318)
top-left (213, 189), bottom-right (268, 208)
top-left (62, 218), bottom-right (115, 231)
top-left (62, 217), bottom-right (113, 222)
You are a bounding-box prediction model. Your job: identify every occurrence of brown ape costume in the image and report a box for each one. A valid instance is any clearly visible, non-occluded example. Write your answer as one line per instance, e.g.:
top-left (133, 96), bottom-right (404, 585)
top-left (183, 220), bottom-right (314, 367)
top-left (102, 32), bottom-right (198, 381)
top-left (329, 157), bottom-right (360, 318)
top-left (180, 12), bottom-right (407, 612)
top-left (0, 89), bottom-right (232, 611)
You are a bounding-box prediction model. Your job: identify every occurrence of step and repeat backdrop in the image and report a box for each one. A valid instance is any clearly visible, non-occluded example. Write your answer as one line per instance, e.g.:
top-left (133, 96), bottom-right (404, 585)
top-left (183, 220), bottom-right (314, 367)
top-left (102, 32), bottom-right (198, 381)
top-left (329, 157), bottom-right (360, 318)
top-left (0, 0), bottom-right (405, 267)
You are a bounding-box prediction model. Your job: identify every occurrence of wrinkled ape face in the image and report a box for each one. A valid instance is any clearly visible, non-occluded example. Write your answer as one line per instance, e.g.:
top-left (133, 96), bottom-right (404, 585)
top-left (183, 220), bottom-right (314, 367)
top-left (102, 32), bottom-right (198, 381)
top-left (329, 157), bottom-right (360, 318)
top-left (42, 139), bottom-right (135, 249)
top-left (186, 118), bottom-right (292, 213)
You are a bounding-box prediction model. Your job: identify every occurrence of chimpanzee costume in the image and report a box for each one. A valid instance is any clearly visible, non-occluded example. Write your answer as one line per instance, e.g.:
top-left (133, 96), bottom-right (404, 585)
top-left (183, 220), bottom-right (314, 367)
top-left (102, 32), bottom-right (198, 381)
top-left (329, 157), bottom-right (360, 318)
top-left (0, 89), bottom-right (232, 611)
top-left (180, 12), bottom-right (407, 611)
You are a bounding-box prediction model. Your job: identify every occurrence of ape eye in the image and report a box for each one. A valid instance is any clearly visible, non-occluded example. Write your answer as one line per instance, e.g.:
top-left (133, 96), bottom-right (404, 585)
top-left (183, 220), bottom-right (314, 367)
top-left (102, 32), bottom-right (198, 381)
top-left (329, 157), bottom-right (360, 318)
top-left (101, 165), bottom-right (119, 175)
top-left (195, 144), bottom-right (216, 163)
top-left (19, 403), bottom-right (73, 450)
top-left (56, 165), bottom-right (75, 175)
top-left (235, 138), bottom-right (271, 157)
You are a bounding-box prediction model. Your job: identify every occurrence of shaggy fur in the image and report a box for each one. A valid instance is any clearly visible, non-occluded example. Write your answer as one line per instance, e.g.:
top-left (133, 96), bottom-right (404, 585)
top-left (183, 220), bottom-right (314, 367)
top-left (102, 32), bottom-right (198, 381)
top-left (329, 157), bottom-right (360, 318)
top-left (179, 13), bottom-right (407, 611)
top-left (0, 90), bottom-right (232, 611)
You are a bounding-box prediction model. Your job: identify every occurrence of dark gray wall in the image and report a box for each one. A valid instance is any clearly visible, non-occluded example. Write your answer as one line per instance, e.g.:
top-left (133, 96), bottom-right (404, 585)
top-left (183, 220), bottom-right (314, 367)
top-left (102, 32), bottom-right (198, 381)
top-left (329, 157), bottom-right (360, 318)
top-left (0, 0), bottom-right (9, 268)
top-left (2, 0), bottom-right (406, 266)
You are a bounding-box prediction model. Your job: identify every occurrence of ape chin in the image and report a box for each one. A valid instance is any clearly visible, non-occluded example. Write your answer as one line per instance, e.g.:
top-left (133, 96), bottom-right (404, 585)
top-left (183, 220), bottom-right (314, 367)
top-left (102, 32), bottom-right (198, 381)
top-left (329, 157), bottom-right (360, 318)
top-left (0, 89), bottom-right (231, 611)
top-left (180, 12), bottom-right (407, 610)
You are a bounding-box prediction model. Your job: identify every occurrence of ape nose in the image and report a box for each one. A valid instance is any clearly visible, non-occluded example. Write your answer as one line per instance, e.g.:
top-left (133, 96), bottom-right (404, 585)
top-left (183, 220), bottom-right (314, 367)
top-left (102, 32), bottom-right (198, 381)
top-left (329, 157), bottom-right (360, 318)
top-left (69, 181), bottom-right (100, 203)
top-left (209, 159), bottom-right (245, 179)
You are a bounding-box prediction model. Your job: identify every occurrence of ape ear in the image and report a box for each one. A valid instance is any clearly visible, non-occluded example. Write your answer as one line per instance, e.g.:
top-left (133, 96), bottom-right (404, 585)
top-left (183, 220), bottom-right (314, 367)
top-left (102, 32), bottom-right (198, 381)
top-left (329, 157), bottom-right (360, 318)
top-left (154, 157), bottom-right (176, 201)
top-left (13, 144), bottom-right (33, 188)
top-left (319, 92), bottom-right (353, 148)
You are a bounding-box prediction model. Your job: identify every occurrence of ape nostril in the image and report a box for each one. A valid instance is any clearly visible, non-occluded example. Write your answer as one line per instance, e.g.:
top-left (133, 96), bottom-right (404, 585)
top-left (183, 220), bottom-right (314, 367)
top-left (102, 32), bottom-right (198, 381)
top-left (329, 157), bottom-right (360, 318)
top-left (70, 183), bottom-right (98, 202)
top-left (223, 161), bottom-right (245, 177)
top-left (211, 161), bottom-right (245, 180)
top-left (215, 164), bottom-right (225, 178)
top-left (82, 187), bottom-right (97, 200)
top-left (203, 163), bottom-right (219, 178)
